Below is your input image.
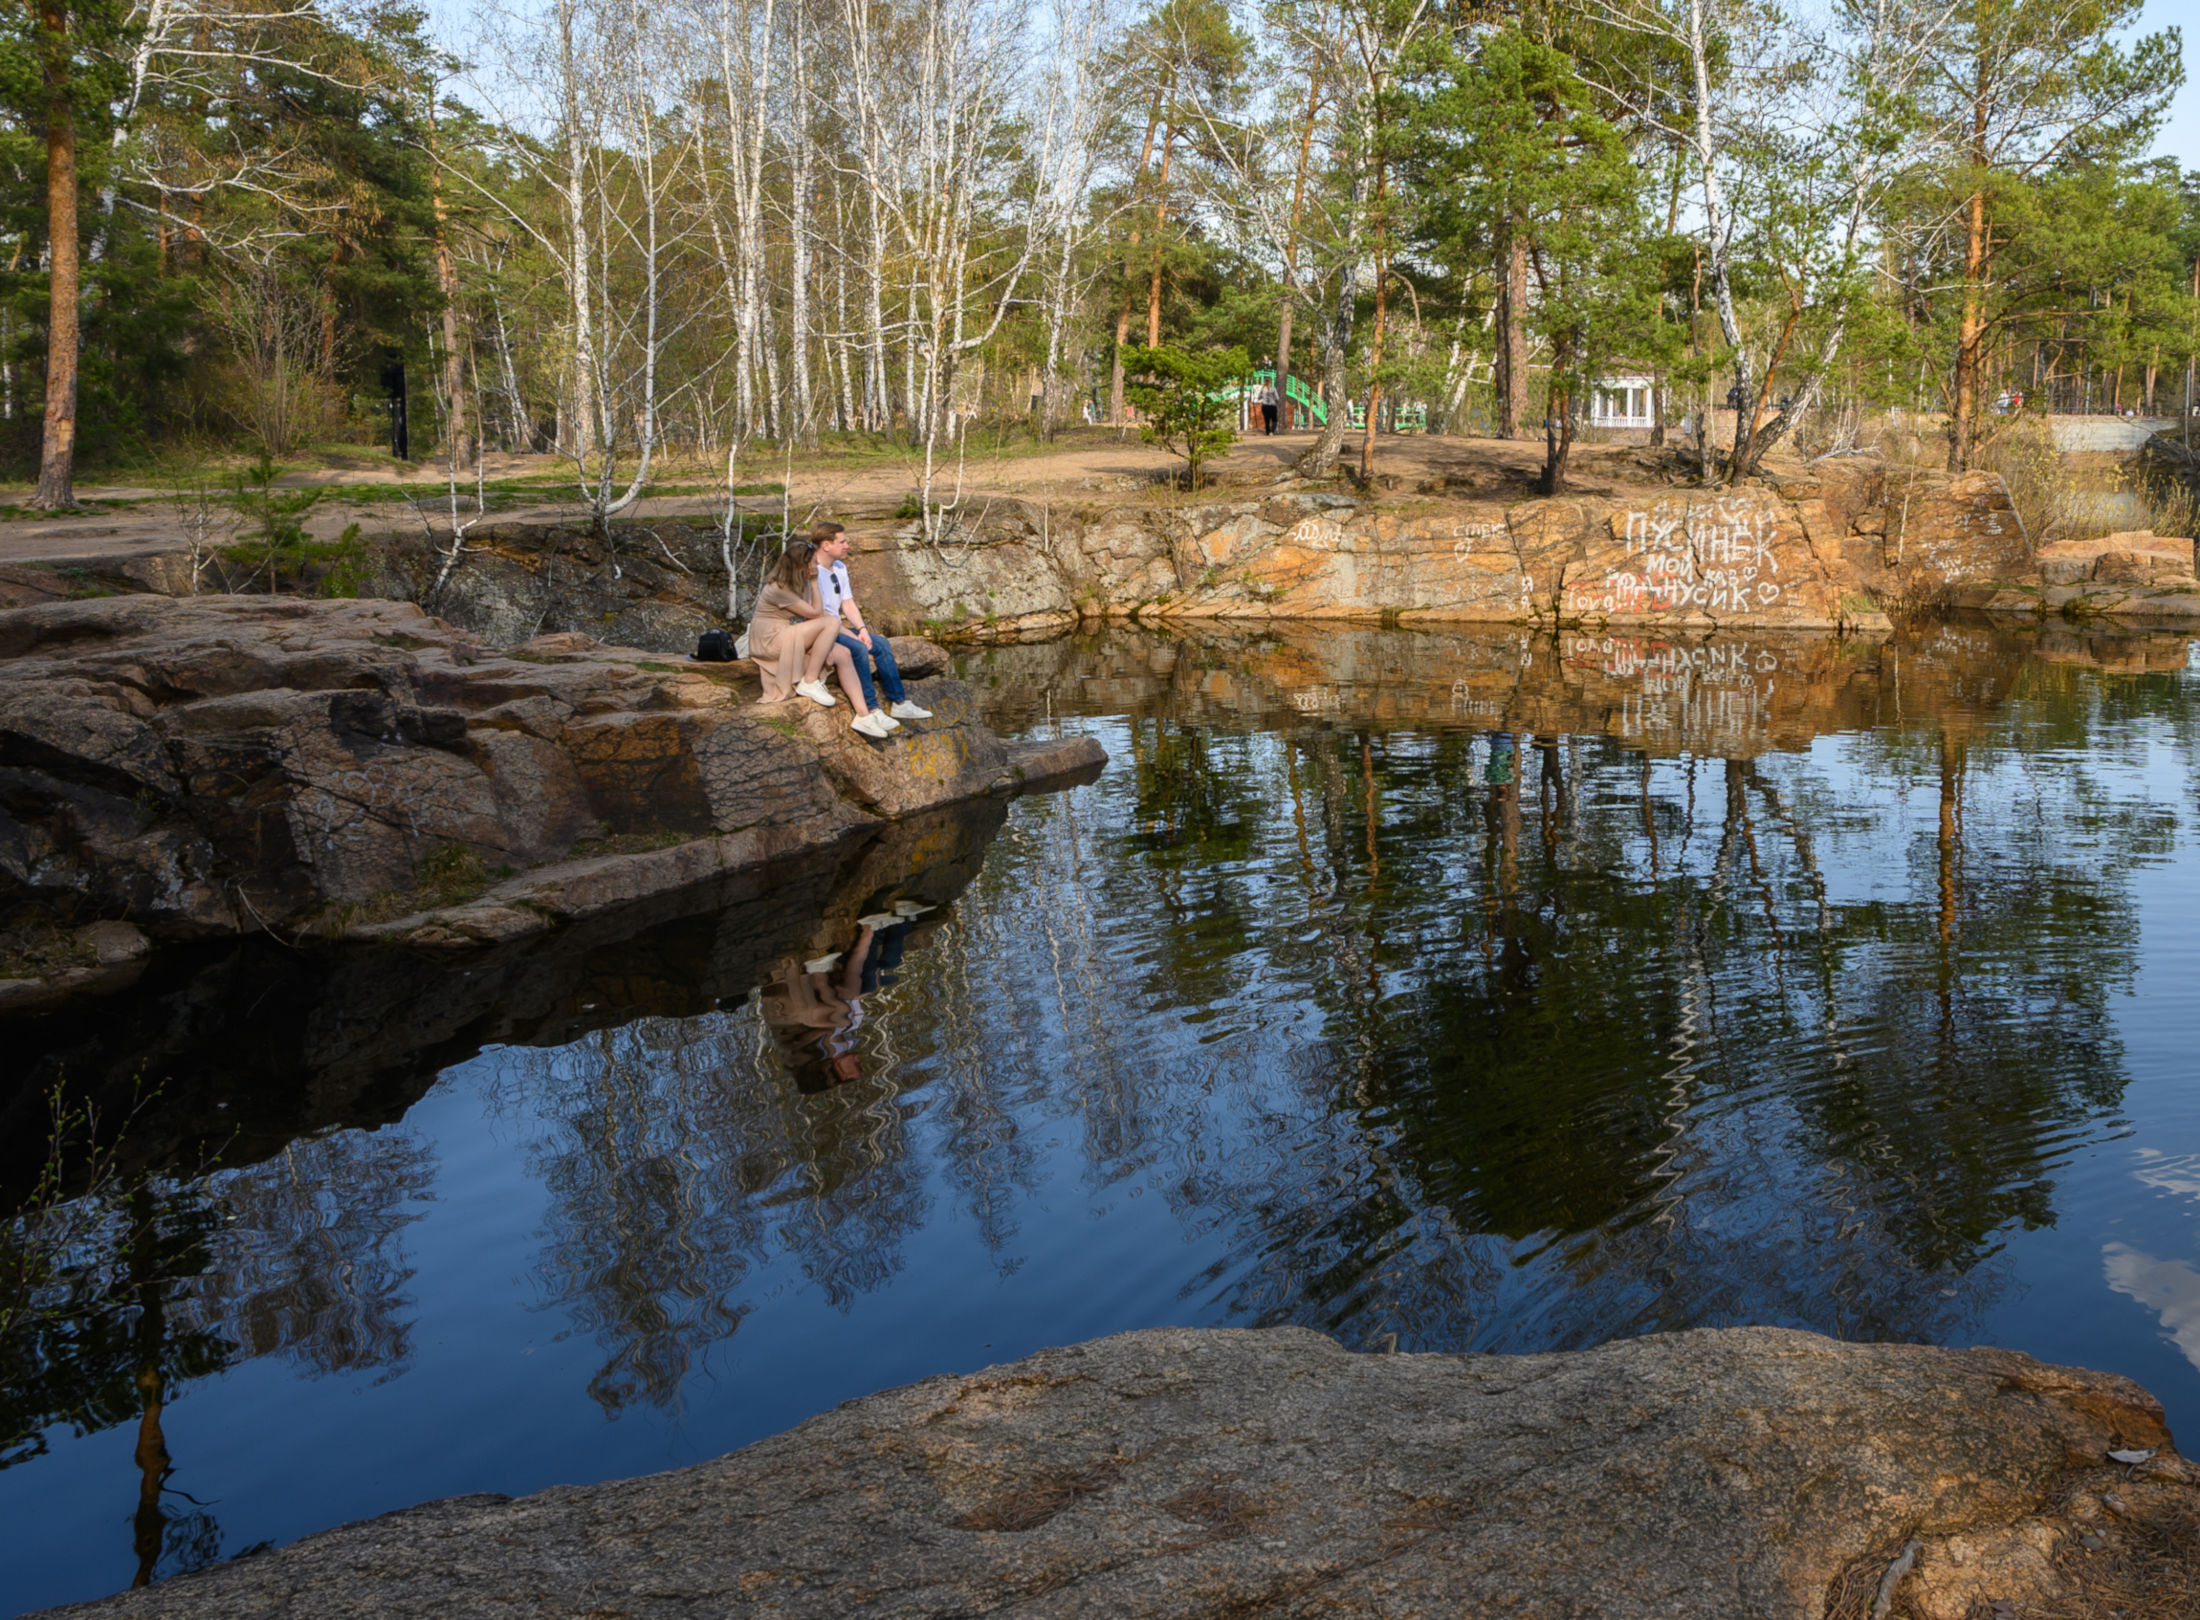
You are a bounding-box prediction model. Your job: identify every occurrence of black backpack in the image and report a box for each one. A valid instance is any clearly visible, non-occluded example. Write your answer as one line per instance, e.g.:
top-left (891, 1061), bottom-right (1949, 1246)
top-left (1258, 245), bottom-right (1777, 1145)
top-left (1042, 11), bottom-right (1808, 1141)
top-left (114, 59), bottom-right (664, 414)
top-left (695, 629), bottom-right (736, 662)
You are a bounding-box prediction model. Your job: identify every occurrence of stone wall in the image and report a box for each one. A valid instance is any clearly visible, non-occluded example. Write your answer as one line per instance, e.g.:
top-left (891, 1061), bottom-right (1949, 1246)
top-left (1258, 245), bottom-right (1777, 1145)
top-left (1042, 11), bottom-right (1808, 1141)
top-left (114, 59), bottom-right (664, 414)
top-left (6, 456), bottom-right (2047, 653)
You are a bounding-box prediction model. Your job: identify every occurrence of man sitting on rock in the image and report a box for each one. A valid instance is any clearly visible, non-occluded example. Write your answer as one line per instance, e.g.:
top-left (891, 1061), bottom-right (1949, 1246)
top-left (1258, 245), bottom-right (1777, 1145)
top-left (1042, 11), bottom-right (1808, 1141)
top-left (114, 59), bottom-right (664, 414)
top-left (812, 521), bottom-right (931, 726)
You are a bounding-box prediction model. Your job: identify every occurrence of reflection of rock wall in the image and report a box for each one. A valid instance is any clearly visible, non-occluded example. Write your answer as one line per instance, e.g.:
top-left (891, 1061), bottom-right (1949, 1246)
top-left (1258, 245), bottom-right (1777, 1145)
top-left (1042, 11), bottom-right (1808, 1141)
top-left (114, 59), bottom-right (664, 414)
top-left (857, 460), bottom-right (2038, 636)
top-left (966, 624), bottom-right (2052, 761)
top-left (0, 802), bottom-right (1013, 1201)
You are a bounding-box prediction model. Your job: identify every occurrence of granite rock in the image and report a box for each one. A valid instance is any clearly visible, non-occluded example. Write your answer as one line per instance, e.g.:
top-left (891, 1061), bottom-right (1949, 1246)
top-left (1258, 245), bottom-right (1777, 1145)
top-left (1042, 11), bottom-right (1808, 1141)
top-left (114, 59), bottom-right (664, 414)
top-left (32, 1323), bottom-right (2192, 1620)
top-left (0, 597), bottom-right (1082, 955)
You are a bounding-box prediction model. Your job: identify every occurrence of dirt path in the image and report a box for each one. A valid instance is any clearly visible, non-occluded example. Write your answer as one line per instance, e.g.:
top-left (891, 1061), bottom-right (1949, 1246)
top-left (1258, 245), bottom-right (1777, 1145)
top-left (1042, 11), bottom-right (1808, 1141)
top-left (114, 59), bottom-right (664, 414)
top-left (0, 431), bottom-right (1641, 572)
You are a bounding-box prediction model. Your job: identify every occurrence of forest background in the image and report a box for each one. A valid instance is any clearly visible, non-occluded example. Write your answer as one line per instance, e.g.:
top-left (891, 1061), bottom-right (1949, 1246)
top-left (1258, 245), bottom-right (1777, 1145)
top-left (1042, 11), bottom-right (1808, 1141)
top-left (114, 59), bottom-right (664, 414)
top-left (0, 0), bottom-right (2190, 519)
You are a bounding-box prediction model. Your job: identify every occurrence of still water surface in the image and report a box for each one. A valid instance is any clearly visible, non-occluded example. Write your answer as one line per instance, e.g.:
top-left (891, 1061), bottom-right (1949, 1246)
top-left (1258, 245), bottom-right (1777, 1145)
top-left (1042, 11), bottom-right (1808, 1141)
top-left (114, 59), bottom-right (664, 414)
top-left (7, 623), bottom-right (2200, 1612)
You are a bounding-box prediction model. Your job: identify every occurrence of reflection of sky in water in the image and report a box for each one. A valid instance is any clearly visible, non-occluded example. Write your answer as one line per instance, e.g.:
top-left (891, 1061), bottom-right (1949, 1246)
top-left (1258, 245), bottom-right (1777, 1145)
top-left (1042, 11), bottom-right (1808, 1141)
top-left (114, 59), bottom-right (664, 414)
top-left (8, 627), bottom-right (2200, 1614)
top-left (2104, 1242), bottom-right (2200, 1369)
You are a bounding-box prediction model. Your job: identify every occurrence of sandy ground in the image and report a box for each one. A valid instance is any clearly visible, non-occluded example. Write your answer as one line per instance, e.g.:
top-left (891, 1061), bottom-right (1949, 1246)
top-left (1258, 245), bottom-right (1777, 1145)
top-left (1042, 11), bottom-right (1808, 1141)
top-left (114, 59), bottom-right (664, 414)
top-left (0, 430), bottom-right (1639, 570)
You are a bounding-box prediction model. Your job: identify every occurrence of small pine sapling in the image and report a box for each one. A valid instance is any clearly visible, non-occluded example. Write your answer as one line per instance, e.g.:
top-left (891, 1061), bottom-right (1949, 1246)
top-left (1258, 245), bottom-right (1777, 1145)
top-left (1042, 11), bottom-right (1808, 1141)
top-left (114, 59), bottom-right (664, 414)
top-left (1122, 344), bottom-right (1251, 489)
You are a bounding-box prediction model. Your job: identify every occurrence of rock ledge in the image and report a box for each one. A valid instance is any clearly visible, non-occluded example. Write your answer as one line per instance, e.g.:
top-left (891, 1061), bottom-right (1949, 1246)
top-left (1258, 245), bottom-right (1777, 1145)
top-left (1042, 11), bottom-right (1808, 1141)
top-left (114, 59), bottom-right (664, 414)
top-left (0, 595), bottom-right (1102, 971)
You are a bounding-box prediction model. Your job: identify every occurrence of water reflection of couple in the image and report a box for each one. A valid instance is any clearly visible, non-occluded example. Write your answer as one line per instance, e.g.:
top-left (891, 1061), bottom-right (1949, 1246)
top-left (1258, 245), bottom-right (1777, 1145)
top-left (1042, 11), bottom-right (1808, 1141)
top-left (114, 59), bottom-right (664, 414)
top-left (759, 898), bottom-right (934, 1092)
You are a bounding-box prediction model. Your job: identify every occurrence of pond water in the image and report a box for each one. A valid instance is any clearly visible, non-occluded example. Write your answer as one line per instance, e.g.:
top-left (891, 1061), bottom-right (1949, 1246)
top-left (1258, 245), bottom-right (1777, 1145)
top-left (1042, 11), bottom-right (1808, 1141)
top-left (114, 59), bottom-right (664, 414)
top-left (7, 622), bottom-right (2200, 1613)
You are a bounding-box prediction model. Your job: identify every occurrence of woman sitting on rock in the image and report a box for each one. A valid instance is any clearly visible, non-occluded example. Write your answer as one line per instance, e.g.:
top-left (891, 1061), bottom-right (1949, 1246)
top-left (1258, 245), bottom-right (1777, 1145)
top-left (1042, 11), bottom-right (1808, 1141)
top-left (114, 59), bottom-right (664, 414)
top-left (748, 540), bottom-right (894, 739)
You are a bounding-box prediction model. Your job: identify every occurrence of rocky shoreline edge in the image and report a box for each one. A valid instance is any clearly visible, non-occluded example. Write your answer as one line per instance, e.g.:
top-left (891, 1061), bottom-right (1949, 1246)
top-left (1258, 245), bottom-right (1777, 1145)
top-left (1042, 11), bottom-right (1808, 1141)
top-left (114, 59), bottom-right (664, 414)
top-left (0, 593), bottom-right (1103, 1012)
top-left (28, 1323), bottom-right (2198, 1620)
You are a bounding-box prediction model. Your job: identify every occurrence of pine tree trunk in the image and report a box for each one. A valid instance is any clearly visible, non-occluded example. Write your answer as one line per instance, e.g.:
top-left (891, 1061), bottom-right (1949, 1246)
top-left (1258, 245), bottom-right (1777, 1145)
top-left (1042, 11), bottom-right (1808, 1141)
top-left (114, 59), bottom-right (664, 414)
top-left (1110, 294), bottom-right (1132, 424)
top-left (1145, 124), bottom-right (1175, 349)
top-left (33, 0), bottom-right (78, 509)
top-left (1947, 101), bottom-right (1988, 472)
top-left (1494, 223), bottom-right (1526, 439)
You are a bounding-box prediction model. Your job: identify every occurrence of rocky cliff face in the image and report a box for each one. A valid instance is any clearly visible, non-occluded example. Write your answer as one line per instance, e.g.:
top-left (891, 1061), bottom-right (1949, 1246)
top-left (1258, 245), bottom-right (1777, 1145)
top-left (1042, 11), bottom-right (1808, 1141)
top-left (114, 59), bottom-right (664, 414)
top-left (34, 1323), bottom-right (2195, 1620)
top-left (360, 515), bottom-right (735, 651)
top-left (0, 596), bottom-right (1100, 987)
top-left (854, 456), bottom-right (2033, 636)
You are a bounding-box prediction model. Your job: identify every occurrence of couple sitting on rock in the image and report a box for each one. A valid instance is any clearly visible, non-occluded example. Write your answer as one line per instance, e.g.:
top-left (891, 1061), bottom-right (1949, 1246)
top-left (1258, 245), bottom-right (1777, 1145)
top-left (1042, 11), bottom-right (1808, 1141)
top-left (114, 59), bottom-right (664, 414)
top-left (750, 521), bottom-right (930, 740)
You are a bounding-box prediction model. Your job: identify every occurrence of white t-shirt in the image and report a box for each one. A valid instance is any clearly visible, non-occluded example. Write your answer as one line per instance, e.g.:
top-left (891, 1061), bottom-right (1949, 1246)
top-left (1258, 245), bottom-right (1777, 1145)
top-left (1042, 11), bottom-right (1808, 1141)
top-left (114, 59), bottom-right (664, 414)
top-left (816, 559), bottom-right (854, 620)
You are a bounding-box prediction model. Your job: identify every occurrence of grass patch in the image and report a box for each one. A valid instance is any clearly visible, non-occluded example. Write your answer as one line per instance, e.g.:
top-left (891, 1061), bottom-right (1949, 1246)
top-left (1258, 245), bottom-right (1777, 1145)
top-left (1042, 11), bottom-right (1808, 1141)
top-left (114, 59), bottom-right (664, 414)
top-left (566, 830), bottom-right (692, 858)
top-left (320, 844), bottom-right (513, 931)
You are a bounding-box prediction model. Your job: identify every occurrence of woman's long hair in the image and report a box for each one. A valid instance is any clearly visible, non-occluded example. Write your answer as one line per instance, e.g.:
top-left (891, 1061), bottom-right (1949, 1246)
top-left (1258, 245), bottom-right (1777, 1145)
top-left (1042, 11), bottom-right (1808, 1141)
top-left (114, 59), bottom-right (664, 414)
top-left (766, 537), bottom-right (820, 596)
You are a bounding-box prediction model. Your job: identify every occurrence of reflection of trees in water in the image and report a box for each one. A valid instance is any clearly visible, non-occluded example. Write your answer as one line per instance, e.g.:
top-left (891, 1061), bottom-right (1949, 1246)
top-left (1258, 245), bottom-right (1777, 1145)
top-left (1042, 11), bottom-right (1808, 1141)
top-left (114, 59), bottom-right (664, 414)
top-left (946, 665), bottom-right (2157, 1352)
top-left (488, 1011), bottom-right (934, 1414)
top-left (182, 1131), bottom-right (433, 1378)
top-left (0, 1126), bottom-right (432, 1585)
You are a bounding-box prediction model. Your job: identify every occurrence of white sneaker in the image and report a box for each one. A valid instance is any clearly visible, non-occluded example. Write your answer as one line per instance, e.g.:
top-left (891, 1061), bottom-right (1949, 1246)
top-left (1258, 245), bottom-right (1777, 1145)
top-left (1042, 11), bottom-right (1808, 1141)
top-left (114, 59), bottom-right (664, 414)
top-left (892, 900), bottom-right (935, 918)
top-left (888, 700), bottom-right (932, 720)
top-left (877, 711), bottom-right (904, 730)
top-left (850, 711), bottom-right (892, 740)
top-left (804, 952), bottom-right (843, 974)
top-left (796, 679), bottom-right (837, 707)
top-left (856, 913), bottom-right (900, 930)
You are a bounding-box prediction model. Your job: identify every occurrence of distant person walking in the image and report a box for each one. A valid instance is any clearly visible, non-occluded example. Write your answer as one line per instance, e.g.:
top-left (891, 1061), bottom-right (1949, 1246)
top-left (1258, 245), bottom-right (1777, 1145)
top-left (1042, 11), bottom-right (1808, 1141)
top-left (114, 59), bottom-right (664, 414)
top-left (812, 521), bottom-right (932, 728)
top-left (1259, 377), bottom-right (1280, 435)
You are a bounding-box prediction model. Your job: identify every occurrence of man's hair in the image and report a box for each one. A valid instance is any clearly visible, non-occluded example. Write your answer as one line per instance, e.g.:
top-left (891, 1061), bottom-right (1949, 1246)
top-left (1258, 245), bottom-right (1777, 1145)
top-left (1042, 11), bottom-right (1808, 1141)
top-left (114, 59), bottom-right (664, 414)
top-left (809, 520), bottom-right (846, 545)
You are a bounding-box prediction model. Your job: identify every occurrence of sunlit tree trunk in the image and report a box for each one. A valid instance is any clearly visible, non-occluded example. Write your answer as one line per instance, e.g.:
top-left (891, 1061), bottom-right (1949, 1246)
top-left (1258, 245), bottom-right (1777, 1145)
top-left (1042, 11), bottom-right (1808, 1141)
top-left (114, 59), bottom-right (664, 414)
top-left (558, 0), bottom-right (596, 462)
top-left (33, 0), bottom-right (78, 509)
top-left (1492, 220), bottom-right (1526, 439)
top-left (786, 0), bottom-right (815, 444)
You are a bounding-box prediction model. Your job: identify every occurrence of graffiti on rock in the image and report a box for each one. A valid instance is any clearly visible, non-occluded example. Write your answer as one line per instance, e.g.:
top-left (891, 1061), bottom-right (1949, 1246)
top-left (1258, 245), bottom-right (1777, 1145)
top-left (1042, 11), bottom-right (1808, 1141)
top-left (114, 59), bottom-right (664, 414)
top-left (1449, 520), bottom-right (1508, 558)
top-left (1284, 517), bottom-right (1348, 550)
top-left (1565, 500), bottom-right (1785, 618)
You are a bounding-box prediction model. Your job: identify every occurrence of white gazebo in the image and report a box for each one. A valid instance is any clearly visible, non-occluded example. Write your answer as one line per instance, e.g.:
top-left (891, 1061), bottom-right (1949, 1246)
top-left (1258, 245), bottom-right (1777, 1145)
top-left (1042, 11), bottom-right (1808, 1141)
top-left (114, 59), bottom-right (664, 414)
top-left (1590, 374), bottom-right (1658, 429)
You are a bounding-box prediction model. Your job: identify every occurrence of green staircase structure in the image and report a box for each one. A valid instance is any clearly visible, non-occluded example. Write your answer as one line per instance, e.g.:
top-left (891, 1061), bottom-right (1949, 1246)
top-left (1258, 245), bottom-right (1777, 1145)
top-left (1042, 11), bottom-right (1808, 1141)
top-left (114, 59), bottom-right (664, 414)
top-left (1240, 368), bottom-right (1327, 427)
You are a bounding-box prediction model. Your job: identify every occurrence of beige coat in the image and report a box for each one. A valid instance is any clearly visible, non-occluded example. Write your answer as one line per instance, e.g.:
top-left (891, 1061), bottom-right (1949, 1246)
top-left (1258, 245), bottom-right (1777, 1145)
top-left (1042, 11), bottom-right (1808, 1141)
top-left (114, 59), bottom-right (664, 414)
top-left (747, 580), bottom-right (822, 702)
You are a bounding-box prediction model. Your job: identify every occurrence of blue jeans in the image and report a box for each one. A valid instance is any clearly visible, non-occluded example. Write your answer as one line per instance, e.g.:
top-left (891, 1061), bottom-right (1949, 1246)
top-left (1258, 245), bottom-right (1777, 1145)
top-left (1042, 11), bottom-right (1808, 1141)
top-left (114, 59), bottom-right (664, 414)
top-left (835, 630), bottom-right (905, 708)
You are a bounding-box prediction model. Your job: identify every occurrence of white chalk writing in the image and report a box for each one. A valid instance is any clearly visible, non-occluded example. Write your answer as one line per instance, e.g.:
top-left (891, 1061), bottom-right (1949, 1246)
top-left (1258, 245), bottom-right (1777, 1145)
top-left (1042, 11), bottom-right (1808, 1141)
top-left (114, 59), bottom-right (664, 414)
top-left (1565, 499), bottom-right (1785, 618)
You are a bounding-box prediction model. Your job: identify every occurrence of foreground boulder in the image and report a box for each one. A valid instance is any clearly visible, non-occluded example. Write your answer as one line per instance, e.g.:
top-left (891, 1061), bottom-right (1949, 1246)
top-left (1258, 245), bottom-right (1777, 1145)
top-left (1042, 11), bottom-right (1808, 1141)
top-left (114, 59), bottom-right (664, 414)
top-left (39, 1325), bottom-right (2195, 1619)
top-left (0, 596), bottom-right (1100, 978)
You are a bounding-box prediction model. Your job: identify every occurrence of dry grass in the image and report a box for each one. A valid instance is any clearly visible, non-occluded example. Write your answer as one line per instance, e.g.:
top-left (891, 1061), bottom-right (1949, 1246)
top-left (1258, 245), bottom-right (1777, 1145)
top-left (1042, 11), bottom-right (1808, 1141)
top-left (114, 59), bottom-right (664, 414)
top-left (1963, 420), bottom-right (2199, 547)
top-left (314, 843), bottom-right (513, 932)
